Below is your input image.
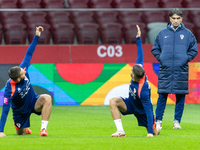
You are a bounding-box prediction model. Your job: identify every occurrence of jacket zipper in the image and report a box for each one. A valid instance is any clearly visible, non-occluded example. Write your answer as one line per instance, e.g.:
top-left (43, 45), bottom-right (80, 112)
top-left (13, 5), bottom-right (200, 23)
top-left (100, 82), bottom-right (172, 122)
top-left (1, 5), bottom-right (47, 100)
top-left (171, 30), bottom-right (175, 94)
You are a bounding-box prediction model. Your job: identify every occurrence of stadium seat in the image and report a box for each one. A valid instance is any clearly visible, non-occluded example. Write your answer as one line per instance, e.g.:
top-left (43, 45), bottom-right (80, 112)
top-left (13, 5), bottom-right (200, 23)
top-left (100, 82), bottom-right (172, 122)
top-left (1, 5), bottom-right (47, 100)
top-left (142, 11), bottom-right (167, 24)
top-left (4, 23), bottom-right (27, 44)
top-left (100, 22), bottom-right (123, 44)
top-left (0, 24), bottom-right (3, 44)
top-left (47, 11), bottom-right (71, 30)
top-left (183, 22), bottom-right (195, 33)
top-left (20, 2), bottom-right (41, 8)
top-left (72, 15), bottom-right (95, 32)
top-left (88, 0), bottom-right (112, 8)
top-left (96, 11), bottom-right (119, 29)
top-left (24, 11), bottom-right (47, 20)
top-left (123, 22), bottom-right (147, 44)
top-left (18, 0), bottom-right (41, 8)
top-left (51, 23), bottom-right (75, 44)
top-left (195, 29), bottom-right (200, 43)
top-left (41, 0), bottom-right (65, 7)
top-left (135, 0), bottom-right (159, 8)
top-left (2, 18), bottom-right (24, 29)
top-left (27, 24), bottom-right (51, 44)
top-left (184, 0), bottom-right (200, 7)
top-left (190, 10), bottom-right (200, 24)
top-left (1, 11), bottom-right (23, 22)
top-left (47, 11), bottom-right (70, 21)
top-left (76, 23), bottom-right (99, 44)
top-left (112, 0), bottom-right (136, 8)
top-left (1, 11), bottom-right (23, 19)
top-left (49, 17), bottom-right (72, 31)
top-left (120, 11), bottom-right (144, 25)
top-left (159, 0), bottom-right (183, 8)
top-left (0, 1), bottom-right (18, 8)
top-left (147, 22), bottom-right (167, 44)
top-left (67, 0), bottom-right (89, 8)
top-left (181, 10), bottom-right (191, 22)
top-left (25, 16), bottom-right (47, 29)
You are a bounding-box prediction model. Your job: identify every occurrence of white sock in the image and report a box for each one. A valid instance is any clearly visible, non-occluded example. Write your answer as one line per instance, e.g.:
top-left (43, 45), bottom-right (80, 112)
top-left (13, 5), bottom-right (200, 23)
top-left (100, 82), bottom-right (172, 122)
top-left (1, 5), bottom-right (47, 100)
top-left (41, 120), bottom-right (49, 131)
top-left (114, 119), bottom-right (124, 132)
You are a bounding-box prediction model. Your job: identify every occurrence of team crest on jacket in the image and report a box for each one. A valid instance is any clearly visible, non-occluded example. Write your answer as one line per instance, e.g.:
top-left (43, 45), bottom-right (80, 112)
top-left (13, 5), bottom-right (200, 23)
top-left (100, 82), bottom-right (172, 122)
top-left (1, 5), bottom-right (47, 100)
top-left (180, 34), bottom-right (184, 39)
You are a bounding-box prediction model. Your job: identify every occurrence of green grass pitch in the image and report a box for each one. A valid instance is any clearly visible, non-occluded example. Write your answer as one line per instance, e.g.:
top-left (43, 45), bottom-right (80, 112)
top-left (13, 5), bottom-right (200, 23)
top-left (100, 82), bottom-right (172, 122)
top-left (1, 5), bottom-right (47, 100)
top-left (0, 104), bottom-right (200, 150)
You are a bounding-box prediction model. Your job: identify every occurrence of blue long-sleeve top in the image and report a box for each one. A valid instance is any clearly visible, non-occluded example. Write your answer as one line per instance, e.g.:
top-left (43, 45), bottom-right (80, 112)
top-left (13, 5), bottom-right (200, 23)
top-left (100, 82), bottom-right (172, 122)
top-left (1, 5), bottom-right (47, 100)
top-left (129, 37), bottom-right (154, 134)
top-left (0, 35), bottom-right (39, 132)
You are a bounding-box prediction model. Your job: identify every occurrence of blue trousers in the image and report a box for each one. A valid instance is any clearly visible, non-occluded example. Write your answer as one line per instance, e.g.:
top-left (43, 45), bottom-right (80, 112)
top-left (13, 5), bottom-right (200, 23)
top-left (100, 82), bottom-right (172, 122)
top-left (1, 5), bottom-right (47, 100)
top-left (155, 93), bottom-right (185, 123)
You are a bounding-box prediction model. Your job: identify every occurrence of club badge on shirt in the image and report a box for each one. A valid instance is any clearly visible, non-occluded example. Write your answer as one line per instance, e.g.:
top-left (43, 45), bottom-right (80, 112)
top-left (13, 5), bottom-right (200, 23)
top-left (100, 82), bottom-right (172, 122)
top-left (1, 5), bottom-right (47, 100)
top-left (180, 34), bottom-right (184, 39)
top-left (3, 97), bottom-right (8, 104)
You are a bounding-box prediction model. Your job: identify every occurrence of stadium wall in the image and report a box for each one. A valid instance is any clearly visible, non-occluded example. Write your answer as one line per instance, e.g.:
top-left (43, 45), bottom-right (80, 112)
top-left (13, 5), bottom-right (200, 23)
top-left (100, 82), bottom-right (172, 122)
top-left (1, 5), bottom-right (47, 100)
top-left (0, 44), bottom-right (199, 106)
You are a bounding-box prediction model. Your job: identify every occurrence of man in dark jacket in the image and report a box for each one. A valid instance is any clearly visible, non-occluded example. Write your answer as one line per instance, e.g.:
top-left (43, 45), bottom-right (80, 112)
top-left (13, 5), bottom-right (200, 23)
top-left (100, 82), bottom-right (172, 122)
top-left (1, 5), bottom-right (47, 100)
top-left (151, 8), bottom-right (198, 130)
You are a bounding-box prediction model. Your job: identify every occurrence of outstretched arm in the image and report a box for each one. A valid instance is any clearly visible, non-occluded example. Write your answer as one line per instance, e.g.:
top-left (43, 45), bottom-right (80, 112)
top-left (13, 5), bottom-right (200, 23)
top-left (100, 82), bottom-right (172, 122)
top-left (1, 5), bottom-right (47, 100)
top-left (0, 97), bottom-right (12, 137)
top-left (20, 26), bottom-right (44, 69)
top-left (135, 25), bottom-right (143, 66)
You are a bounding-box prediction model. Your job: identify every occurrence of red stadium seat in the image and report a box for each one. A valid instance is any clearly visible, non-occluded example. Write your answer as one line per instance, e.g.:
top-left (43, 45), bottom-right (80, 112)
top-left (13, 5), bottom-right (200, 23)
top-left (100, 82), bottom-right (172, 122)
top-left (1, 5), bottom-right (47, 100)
top-left (159, 0), bottom-right (183, 8)
top-left (4, 23), bottom-right (27, 45)
top-left (41, 0), bottom-right (65, 7)
top-left (112, 0), bottom-right (136, 8)
top-left (72, 15), bottom-right (95, 32)
top-left (67, 0), bottom-right (89, 8)
top-left (123, 22), bottom-right (147, 44)
top-left (135, 0), bottom-right (159, 8)
top-left (18, 0), bottom-right (41, 8)
top-left (0, 24), bottom-right (3, 44)
top-left (142, 11), bottom-right (167, 24)
top-left (88, 0), bottom-right (112, 8)
top-left (96, 11), bottom-right (119, 29)
top-left (4, 30), bottom-right (26, 44)
top-left (183, 22), bottom-right (195, 34)
top-left (27, 25), bottom-right (51, 44)
top-left (1, 11), bottom-right (23, 23)
top-left (120, 11), bottom-right (144, 25)
top-left (94, 11), bottom-right (118, 22)
top-left (0, 1), bottom-right (18, 8)
top-left (183, 0), bottom-right (200, 7)
top-left (24, 11), bottom-right (47, 20)
top-left (52, 23), bottom-right (75, 44)
top-left (25, 16), bottom-right (47, 29)
top-left (70, 11), bottom-right (93, 21)
top-left (49, 17), bottom-right (71, 30)
top-left (100, 22), bottom-right (123, 44)
top-left (76, 23), bottom-right (99, 44)
top-left (47, 11), bottom-right (70, 21)
top-left (2, 18), bottom-right (24, 29)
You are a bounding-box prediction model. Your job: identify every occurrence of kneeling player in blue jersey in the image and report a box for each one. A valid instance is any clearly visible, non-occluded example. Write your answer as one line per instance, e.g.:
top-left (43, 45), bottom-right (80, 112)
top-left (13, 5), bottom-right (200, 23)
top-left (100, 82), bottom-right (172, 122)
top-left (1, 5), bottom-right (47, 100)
top-left (0, 26), bottom-right (52, 137)
top-left (109, 25), bottom-right (160, 137)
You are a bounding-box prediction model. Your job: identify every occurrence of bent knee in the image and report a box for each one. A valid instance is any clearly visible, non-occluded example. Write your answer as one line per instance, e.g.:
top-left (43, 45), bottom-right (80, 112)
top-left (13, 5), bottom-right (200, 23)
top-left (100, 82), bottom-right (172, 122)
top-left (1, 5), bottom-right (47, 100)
top-left (109, 97), bottom-right (121, 106)
top-left (40, 94), bottom-right (52, 104)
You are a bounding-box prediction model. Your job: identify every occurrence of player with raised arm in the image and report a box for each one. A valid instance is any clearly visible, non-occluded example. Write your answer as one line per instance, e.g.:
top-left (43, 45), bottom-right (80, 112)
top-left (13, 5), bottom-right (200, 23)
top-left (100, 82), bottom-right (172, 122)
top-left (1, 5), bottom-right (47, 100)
top-left (109, 25), bottom-right (160, 137)
top-left (0, 26), bottom-right (52, 137)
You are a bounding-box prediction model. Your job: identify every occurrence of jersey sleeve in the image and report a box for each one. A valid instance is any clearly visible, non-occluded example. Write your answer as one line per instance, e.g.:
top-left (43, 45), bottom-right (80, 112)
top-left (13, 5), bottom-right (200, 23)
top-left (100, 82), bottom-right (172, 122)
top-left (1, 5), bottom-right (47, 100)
top-left (20, 35), bottom-right (39, 70)
top-left (136, 37), bottom-right (144, 66)
top-left (140, 84), bottom-right (154, 134)
top-left (0, 83), bottom-right (12, 132)
top-left (0, 99), bottom-right (11, 132)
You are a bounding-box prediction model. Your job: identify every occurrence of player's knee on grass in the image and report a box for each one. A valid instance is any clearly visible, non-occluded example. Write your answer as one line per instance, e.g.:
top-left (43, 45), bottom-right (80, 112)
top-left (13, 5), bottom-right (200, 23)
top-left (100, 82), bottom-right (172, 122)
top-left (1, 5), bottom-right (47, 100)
top-left (16, 128), bottom-right (26, 135)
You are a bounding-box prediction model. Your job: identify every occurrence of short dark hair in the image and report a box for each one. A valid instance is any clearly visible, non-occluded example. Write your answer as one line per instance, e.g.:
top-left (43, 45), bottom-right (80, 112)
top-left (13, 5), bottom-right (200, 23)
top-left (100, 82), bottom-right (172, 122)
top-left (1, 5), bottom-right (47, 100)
top-left (169, 8), bottom-right (183, 17)
top-left (132, 64), bottom-right (145, 79)
top-left (8, 66), bottom-right (21, 80)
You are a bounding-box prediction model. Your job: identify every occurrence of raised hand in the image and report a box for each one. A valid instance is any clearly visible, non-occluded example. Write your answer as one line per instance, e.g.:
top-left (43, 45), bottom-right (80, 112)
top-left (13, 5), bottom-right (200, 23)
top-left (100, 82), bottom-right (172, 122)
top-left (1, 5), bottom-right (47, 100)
top-left (35, 26), bottom-right (44, 37)
top-left (136, 25), bottom-right (141, 38)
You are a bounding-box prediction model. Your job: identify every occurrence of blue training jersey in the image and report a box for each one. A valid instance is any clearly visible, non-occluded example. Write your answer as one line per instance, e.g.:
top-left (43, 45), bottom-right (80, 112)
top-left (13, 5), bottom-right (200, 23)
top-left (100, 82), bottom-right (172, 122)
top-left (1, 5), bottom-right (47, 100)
top-left (129, 37), bottom-right (154, 134)
top-left (0, 35), bottom-right (39, 132)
